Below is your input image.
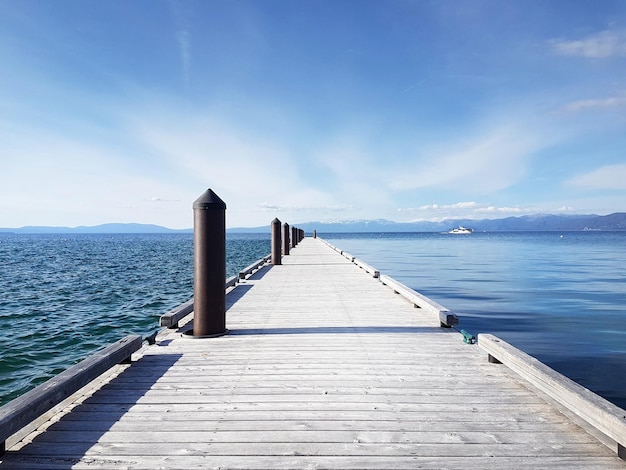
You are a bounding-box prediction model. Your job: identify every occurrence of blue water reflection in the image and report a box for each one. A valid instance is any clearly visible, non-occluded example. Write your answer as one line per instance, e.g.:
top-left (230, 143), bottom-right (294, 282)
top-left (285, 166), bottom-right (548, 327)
top-left (323, 231), bottom-right (626, 408)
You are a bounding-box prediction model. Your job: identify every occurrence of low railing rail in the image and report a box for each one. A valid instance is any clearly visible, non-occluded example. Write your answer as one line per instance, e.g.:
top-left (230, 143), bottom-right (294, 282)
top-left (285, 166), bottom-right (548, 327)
top-left (379, 274), bottom-right (459, 328)
top-left (0, 334), bottom-right (142, 455)
top-left (160, 254), bottom-right (271, 329)
top-left (318, 238), bottom-right (455, 326)
top-left (239, 255), bottom-right (272, 280)
top-left (479, 333), bottom-right (626, 460)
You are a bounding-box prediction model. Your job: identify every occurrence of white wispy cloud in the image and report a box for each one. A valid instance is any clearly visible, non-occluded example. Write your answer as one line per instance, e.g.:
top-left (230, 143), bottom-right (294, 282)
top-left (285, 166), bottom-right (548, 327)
top-left (566, 163), bottom-right (626, 190)
top-left (558, 94), bottom-right (626, 114)
top-left (397, 202), bottom-right (542, 220)
top-left (550, 30), bottom-right (626, 58)
top-left (474, 205), bottom-right (537, 214)
top-left (127, 108), bottom-right (361, 226)
top-left (386, 124), bottom-right (549, 193)
top-left (398, 202), bottom-right (478, 212)
top-left (259, 202), bottom-right (355, 213)
top-left (168, 0), bottom-right (192, 84)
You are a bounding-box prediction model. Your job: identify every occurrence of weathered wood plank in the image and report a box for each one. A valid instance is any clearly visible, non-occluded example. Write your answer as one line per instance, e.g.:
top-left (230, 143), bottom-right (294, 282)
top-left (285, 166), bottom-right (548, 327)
top-left (46, 415), bottom-right (579, 432)
top-left (479, 333), bottom-right (626, 459)
top-left (6, 440), bottom-right (623, 458)
top-left (2, 454), bottom-right (624, 470)
top-left (0, 335), bottom-right (142, 451)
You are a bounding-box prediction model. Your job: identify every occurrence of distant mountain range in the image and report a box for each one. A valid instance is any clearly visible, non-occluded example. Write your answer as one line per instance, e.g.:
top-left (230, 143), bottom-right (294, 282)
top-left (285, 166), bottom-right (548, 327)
top-left (0, 223), bottom-right (192, 234)
top-left (231, 212), bottom-right (626, 233)
top-left (1, 213), bottom-right (625, 234)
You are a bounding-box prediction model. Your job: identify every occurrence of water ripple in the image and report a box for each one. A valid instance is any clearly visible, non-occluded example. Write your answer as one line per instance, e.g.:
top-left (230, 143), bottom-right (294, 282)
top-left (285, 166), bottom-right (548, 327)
top-left (0, 232), bottom-right (270, 405)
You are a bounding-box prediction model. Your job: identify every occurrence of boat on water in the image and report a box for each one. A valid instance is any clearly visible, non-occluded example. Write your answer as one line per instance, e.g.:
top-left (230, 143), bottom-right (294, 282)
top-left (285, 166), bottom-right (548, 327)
top-left (448, 226), bottom-right (473, 234)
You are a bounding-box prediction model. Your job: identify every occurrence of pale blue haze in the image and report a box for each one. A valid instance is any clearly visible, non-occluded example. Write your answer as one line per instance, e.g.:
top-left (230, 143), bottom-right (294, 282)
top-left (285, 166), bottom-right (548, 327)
top-left (1, 1), bottom-right (626, 229)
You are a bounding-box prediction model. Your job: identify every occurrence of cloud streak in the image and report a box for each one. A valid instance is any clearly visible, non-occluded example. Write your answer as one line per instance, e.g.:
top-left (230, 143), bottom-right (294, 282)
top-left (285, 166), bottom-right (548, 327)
top-left (168, 0), bottom-right (192, 84)
top-left (550, 30), bottom-right (626, 58)
top-left (397, 202), bottom-right (552, 222)
top-left (566, 164), bottom-right (626, 190)
top-left (386, 124), bottom-right (550, 193)
top-left (259, 202), bottom-right (355, 213)
top-left (558, 94), bottom-right (626, 114)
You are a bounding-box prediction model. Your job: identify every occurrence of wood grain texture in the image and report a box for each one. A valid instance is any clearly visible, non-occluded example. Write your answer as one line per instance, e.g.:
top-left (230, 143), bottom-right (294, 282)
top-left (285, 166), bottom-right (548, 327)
top-left (2, 238), bottom-right (624, 469)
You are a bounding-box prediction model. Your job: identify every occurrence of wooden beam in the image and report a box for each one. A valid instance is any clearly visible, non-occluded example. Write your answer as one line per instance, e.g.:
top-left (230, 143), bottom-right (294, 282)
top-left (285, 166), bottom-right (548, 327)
top-left (379, 274), bottom-right (458, 327)
top-left (478, 333), bottom-right (626, 460)
top-left (353, 258), bottom-right (380, 278)
top-left (0, 335), bottom-right (142, 454)
top-left (160, 273), bottom-right (239, 328)
top-left (238, 255), bottom-right (271, 280)
top-left (160, 298), bottom-right (194, 328)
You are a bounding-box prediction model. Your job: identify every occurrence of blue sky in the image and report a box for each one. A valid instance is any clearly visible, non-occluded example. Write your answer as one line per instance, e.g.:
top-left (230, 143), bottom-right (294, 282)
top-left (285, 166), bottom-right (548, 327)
top-left (1, 0), bottom-right (625, 229)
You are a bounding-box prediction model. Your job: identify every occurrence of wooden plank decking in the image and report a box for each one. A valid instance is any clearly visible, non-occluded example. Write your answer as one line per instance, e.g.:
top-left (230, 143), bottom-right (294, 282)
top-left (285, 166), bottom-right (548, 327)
top-left (2, 237), bottom-right (625, 469)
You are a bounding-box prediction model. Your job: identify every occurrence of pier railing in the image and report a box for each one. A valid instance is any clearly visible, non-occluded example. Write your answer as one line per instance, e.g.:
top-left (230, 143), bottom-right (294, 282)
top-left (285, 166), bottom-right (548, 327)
top-left (0, 335), bottom-right (142, 454)
top-left (317, 235), bottom-right (626, 460)
top-left (318, 238), bottom-right (458, 328)
top-left (160, 254), bottom-right (272, 329)
top-left (479, 333), bottom-right (626, 459)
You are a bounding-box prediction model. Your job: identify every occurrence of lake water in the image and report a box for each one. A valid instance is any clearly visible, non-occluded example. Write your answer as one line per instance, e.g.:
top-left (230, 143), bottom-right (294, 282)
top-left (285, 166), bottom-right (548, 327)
top-left (322, 231), bottom-right (626, 409)
top-left (1, 231), bottom-right (625, 411)
top-left (0, 233), bottom-right (270, 406)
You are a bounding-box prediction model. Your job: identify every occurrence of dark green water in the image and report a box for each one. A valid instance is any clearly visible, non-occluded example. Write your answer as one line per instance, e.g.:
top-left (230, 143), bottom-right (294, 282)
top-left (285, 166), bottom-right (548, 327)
top-left (0, 233), bottom-right (270, 406)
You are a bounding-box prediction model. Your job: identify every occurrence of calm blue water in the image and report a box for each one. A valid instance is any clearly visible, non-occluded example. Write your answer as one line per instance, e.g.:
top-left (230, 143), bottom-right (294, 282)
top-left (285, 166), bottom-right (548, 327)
top-left (0, 233), bottom-right (270, 406)
top-left (1, 232), bottom-right (625, 411)
top-left (322, 231), bottom-right (626, 409)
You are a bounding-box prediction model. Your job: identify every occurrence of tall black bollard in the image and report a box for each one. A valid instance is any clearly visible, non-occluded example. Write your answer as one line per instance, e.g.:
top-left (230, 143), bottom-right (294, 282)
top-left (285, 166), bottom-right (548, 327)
top-left (282, 222), bottom-right (290, 256)
top-left (271, 218), bottom-right (282, 265)
top-left (313, 229), bottom-right (317, 239)
top-left (193, 189), bottom-right (227, 337)
top-left (291, 226), bottom-right (297, 248)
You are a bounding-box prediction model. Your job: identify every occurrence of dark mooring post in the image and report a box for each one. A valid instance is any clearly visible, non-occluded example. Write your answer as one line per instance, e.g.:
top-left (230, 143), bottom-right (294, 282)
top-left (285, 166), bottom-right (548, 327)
top-left (282, 222), bottom-right (290, 256)
top-left (291, 226), bottom-right (297, 248)
top-left (313, 229), bottom-right (317, 239)
top-left (271, 218), bottom-right (282, 265)
top-left (193, 189), bottom-right (227, 337)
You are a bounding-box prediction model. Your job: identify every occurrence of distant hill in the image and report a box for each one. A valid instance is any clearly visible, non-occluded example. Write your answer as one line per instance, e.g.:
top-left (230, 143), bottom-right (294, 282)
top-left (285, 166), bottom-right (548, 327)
top-left (228, 212), bottom-right (626, 233)
top-left (0, 223), bottom-right (192, 234)
top-left (2, 213), bottom-right (624, 234)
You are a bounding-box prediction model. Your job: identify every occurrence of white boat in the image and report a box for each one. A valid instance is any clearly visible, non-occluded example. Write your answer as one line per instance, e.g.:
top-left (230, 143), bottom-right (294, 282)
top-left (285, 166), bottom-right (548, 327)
top-left (448, 226), bottom-right (473, 234)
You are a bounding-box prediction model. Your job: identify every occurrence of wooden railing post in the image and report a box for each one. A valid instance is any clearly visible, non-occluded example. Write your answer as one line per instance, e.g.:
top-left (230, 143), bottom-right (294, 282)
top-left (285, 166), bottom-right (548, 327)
top-left (282, 223), bottom-right (290, 256)
top-left (192, 189), bottom-right (227, 337)
top-left (271, 218), bottom-right (282, 265)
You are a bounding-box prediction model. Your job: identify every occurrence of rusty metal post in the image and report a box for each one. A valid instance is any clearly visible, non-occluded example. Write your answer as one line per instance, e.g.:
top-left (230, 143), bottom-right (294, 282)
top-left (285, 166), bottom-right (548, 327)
top-left (282, 222), bottom-right (290, 256)
top-left (271, 218), bottom-right (282, 265)
top-left (192, 189), bottom-right (227, 337)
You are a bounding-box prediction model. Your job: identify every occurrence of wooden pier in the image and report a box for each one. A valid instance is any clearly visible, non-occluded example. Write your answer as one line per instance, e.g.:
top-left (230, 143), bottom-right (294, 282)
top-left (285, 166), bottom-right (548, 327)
top-left (2, 236), bottom-right (626, 468)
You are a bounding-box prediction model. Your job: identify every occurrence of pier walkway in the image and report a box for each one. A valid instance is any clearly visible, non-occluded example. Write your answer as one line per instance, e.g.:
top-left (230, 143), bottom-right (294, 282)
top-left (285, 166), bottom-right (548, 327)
top-left (2, 237), bottom-right (625, 468)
